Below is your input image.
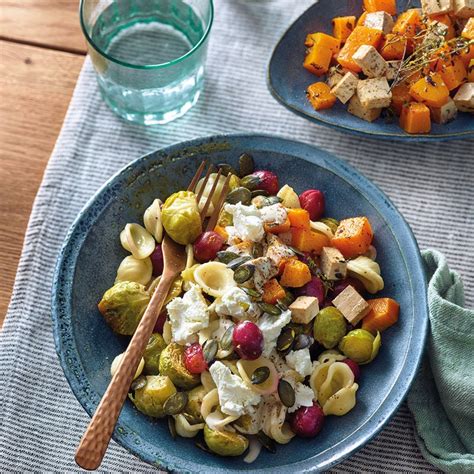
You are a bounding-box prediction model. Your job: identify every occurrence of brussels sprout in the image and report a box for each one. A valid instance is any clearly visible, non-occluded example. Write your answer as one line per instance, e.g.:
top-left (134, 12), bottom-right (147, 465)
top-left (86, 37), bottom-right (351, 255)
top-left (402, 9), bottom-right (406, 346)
top-left (203, 425), bottom-right (249, 456)
top-left (339, 329), bottom-right (381, 364)
top-left (184, 385), bottom-right (208, 422)
top-left (313, 307), bottom-right (347, 349)
top-left (159, 343), bottom-right (200, 390)
top-left (98, 281), bottom-right (150, 335)
top-left (161, 191), bottom-right (202, 245)
top-left (143, 333), bottom-right (167, 375)
top-left (129, 375), bottom-right (176, 418)
top-left (218, 209), bottom-right (233, 227)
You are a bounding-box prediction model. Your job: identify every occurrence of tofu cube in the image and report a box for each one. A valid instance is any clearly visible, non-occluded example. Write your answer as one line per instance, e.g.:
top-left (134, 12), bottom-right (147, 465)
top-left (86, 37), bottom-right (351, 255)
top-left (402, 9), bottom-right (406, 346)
top-left (386, 60), bottom-right (402, 81)
top-left (353, 45), bottom-right (388, 78)
top-left (453, 83), bottom-right (474, 112)
top-left (289, 296), bottom-right (320, 324)
top-left (431, 97), bottom-right (458, 123)
top-left (423, 21), bottom-right (449, 45)
top-left (421, 0), bottom-right (453, 15)
top-left (357, 77), bottom-right (392, 109)
top-left (454, 0), bottom-right (474, 17)
top-left (331, 72), bottom-right (359, 104)
top-left (320, 246), bottom-right (347, 280)
top-left (347, 94), bottom-right (383, 122)
top-left (332, 285), bottom-right (370, 325)
top-left (326, 66), bottom-right (345, 88)
top-left (364, 11), bottom-right (394, 34)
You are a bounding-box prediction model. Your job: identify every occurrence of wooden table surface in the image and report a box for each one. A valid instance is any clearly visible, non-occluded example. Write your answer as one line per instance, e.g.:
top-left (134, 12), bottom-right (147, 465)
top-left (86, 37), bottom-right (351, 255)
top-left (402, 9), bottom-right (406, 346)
top-left (0, 1), bottom-right (86, 324)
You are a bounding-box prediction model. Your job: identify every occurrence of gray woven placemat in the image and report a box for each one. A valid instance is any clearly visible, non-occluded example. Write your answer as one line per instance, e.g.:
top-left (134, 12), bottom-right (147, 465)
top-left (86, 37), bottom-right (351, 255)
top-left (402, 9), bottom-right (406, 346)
top-left (0, 1), bottom-right (473, 471)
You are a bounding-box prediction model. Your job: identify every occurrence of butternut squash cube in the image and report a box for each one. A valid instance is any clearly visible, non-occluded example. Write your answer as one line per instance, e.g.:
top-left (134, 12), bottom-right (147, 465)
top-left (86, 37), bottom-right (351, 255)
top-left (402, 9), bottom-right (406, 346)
top-left (400, 102), bottom-right (432, 134)
top-left (409, 73), bottom-right (450, 107)
top-left (306, 82), bottom-right (337, 110)
top-left (304, 33), bottom-right (341, 76)
top-left (332, 16), bottom-right (356, 43)
top-left (363, 0), bottom-right (397, 15)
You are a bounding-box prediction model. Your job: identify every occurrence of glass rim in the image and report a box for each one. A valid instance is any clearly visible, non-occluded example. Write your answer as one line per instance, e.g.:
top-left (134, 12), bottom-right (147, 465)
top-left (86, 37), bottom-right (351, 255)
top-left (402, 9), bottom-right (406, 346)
top-left (79, 0), bottom-right (214, 70)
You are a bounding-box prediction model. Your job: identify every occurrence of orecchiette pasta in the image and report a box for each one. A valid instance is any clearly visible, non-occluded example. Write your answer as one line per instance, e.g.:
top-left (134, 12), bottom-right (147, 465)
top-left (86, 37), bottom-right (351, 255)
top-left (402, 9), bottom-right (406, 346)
top-left (173, 414), bottom-right (205, 438)
top-left (162, 320), bottom-right (172, 344)
top-left (193, 262), bottom-right (236, 297)
top-left (196, 173), bottom-right (235, 207)
top-left (318, 362), bottom-right (355, 406)
top-left (276, 184), bottom-right (300, 208)
top-left (317, 350), bottom-right (347, 365)
top-left (200, 388), bottom-right (238, 432)
top-left (200, 370), bottom-right (216, 392)
top-left (185, 244), bottom-right (195, 270)
top-left (237, 357), bottom-right (279, 395)
top-left (115, 255), bottom-right (152, 286)
top-left (143, 198), bottom-right (163, 243)
top-left (120, 223), bottom-right (156, 260)
top-left (323, 383), bottom-right (358, 416)
top-left (310, 220), bottom-right (334, 239)
top-left (110, 353), bottom-right (144, 380)
top-left (261, 397), bottom-right (295, 444)
top-left (243, 437), bottom-right (262, 464)
top-left (347, 256), bottom-right (384, 294)
top-left (363, 245), bottom-right (377, 261)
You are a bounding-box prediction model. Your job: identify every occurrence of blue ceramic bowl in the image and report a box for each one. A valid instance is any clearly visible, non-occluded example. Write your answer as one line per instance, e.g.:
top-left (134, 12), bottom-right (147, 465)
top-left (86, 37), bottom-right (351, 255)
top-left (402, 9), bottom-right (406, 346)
top-left (268, 0), bottom-right (474, 141)
top-left (52, 134), bottom-right (428, 472)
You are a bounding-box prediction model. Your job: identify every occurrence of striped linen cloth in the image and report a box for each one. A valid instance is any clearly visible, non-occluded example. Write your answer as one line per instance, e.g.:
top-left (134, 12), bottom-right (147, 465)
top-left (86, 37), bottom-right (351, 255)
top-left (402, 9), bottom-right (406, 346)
top-left (0, 0), bottom-right (473, 471)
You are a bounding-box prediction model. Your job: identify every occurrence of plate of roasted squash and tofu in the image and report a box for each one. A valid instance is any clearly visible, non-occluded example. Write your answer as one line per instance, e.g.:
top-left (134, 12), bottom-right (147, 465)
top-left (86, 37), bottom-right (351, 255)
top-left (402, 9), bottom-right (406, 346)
top-left (268, 0), bottom-right (474, 140)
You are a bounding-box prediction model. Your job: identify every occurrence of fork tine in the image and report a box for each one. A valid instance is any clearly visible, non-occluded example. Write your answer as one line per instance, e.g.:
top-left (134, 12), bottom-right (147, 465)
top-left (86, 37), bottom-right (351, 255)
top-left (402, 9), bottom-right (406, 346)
top-left (199, 169), bottom-right (222, 221)
top-left (187, 160), bottom-right (207, 192)
top-left (206, 173), bottom-right (231, 232)
top-left (196, 165), bottom-right (215, 201)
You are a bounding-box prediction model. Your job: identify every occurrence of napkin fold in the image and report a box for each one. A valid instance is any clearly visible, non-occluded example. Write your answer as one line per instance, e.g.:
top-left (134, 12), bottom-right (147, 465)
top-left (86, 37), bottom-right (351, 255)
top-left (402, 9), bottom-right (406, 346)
top-left (408, 250), bottom-right (474, 473)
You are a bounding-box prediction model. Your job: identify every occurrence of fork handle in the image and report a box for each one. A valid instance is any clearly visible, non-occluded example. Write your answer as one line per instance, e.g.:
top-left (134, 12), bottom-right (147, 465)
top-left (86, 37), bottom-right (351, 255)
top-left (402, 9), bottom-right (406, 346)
top-left (75, 272), bottom-right (175, 470)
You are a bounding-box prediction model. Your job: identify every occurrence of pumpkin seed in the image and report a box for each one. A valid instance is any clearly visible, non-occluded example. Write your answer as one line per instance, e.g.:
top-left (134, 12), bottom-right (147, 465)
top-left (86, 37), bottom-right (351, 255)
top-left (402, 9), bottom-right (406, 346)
top-left (277, 328), bottom-right (295, 352)
top-left (250, 189), bottom-right (269, 198)
top-left (239, 153), bottom-right (255, 177)
top-left (226, 186), bottom-right (252, 205)
top-left (203, 339), bottom-right (218, 363)
top-left (278, 379), bottom-right (296, 408)
top-left (256, 431), bottom-right (276, 453)
top-left (233, 264), bottom-right (255, 284)
top-left (182, 412), bottom-right (201, 425)
top-left (320, 217), bottom-right (339, 233)
top-left (241, 287), bottom-right (261, 298)
top-left (217, 251), bottom-right (240, 264)
top-left (251, 366), bottom-right (270, 385)
top-left (279, 290), bottom-right (295, 307)
top-left (293, 333), bottom-right (314, 351)
top-left (168, 416), bottom-right (177, 439)
top-left (227, 255), bottom-right (252, 270)
top-left (130, 375), bottom-right (147, 392)
top-left (258, 302), bottom-right (282, 316)
top-left (217, 163), bottom-right (238, 177)
top-left (276, 300), bottom-right (288, 312)
top-left (240, 174), bottom-right (260, 191)
top-left (220, 324), bottom-right (235, 351)
top-left (252, 242), bottom-right (264, 258)
top-left (261, 196), bottom-right (283, 207)
top-left (163, 392), bottom-right (188, 416)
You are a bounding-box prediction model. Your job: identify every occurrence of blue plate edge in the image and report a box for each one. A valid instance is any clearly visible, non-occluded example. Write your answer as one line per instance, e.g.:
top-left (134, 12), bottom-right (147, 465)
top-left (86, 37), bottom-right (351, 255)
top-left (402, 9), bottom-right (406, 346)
top-left (51, 133), bottom-right (429, 473)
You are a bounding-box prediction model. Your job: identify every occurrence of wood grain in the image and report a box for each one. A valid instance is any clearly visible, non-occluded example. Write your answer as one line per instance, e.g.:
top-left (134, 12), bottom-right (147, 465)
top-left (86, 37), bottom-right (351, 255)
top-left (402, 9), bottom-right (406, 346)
top-left (0, 0), bottom-right (86, 54)
top-left (0, 41), bottom-right (84, 323)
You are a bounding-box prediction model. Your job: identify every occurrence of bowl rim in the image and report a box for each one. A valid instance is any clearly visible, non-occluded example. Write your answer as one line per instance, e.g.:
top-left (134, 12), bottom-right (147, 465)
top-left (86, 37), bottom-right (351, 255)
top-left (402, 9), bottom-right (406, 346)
top-left (267, 0), bottom-right (474, 143)
top-left (52, 133), bottom-right (428, 473)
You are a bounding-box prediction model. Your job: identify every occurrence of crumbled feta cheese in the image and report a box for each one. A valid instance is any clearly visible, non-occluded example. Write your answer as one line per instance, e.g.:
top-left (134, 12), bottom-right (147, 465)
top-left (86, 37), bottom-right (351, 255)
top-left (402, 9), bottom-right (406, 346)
top-left (259, 203), bottom-right (287, 225)
top-left (285, 348), bottom-right (313, 378)
top-left (209, 361), bottom-right (261, 416)
top-left (421, 0), bottom-right (453, 16)
top-left (454, 0), bottom-right (474, 17)
top-left (265, 234), bottom-right (295, 267)
top-left (386, 60), bottom-right (402, 81)
top-left (353, 45), bottom-right (388, 78)
top-left (257, 310), bottom-right (292, 357)
top-left (364, 11), bottom-right (394, 34)
top-left (215, 286), bottom-right (256, 319)
top-left (453, 83), bottom-right (474, 113)
top-left (331, 72), bottom-right (359, 104)
top-left (288, 383), bottom-right (315, 413)
top-left (167, 285), bottom-right (209, 344)
top-left (347, 94), bottom-right (383, 122)
top-left (224, 203), bottom-right (264, 242)
top-left (431, 97), bottom-right (458, 124)
top-left (357, 77), bottom-right (392, 109)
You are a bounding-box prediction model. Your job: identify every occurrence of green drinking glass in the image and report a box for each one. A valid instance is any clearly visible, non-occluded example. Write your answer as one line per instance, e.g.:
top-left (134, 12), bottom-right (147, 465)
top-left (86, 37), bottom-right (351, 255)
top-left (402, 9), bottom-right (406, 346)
top-left (80, 0), bottom-right (214, 125)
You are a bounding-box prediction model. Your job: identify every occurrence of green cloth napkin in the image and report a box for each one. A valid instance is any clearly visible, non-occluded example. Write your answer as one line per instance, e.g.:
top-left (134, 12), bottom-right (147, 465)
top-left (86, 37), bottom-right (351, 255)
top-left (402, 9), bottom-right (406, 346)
top-left (408, 250), bottom-right (474, 473)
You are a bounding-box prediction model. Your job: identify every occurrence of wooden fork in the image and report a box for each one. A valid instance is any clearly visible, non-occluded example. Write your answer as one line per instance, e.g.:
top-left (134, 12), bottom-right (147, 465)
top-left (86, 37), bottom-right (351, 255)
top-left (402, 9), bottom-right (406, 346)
top-left (75, 162), bottom-right (231, 470)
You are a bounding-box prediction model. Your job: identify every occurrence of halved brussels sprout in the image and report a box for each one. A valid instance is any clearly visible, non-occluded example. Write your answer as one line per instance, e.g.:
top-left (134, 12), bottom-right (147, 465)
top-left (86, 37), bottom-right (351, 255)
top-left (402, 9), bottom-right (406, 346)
top-left (313, 307), bottom-right (347, 349)
top-left (98, 281), bottom-right (150, 335)
top-left (338, 329), bottom-right (381, 364)
top-left (184, 385), bottom-right (208, 422)
top-left (159, 343), bottom-right (200, 390)
top-left (203, 425), bottom-right (249, 456)
top-left (161, 191), bottom-right (202, 245)
top-left (129, 375), bottom-right (176, 418)
top-left (143, 333), bottom-right (167, 375)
